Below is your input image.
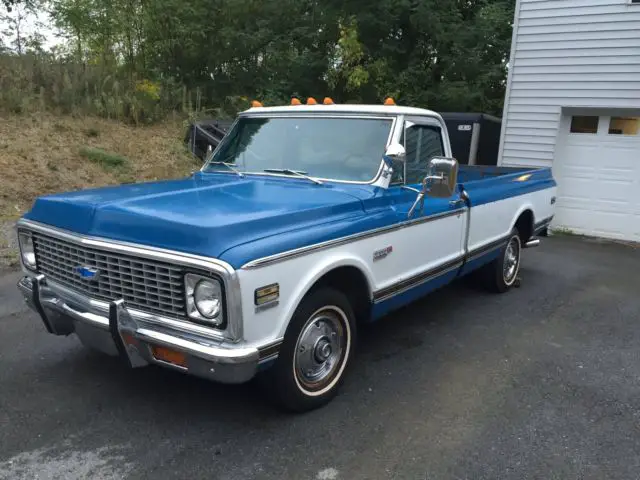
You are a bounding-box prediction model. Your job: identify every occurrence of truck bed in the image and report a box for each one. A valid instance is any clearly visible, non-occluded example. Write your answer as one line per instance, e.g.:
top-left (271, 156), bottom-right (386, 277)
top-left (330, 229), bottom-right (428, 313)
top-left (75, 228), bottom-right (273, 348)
top-left (458, 165), bottom-right (534, 183)
top-left (457, 165), bottom-right (555, 206)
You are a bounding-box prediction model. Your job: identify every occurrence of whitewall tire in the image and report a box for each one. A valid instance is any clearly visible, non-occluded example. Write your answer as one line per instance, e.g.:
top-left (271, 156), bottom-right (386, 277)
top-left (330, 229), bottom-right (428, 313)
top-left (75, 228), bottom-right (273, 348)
top-left (267, 287), bottom-right (356, 412)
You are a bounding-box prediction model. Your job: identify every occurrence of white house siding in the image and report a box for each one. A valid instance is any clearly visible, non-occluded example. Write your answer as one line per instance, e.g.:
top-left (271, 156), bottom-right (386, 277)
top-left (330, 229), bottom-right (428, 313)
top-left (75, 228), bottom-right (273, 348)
top-left (498, 0), bottom-right (640, 168)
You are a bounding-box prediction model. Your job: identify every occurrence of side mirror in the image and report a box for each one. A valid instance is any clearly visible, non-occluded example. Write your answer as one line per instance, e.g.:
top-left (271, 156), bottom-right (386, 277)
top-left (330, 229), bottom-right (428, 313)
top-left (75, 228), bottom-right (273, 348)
top-left (383, 143), bottom-right (406, 165)
top-left (408, 156), bottom-right (459, 218)
top-left (425, 157), bottom-right (459, 198)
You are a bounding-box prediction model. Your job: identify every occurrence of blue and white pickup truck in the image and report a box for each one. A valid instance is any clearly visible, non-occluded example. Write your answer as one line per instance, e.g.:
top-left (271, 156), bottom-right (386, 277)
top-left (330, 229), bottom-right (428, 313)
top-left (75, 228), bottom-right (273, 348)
top-left (16, 102), bottom-right (556, 411)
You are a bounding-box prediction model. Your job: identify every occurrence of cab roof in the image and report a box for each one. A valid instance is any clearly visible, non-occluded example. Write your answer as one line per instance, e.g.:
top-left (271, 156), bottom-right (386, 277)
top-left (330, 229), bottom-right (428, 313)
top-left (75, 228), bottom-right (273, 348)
top-left (241, 104), bottom-right (443, 119)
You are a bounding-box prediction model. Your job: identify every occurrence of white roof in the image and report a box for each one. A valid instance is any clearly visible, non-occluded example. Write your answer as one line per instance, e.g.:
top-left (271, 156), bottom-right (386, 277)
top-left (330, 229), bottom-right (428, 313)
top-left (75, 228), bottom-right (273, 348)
top-left (241, 104), bottom-right (443, 119)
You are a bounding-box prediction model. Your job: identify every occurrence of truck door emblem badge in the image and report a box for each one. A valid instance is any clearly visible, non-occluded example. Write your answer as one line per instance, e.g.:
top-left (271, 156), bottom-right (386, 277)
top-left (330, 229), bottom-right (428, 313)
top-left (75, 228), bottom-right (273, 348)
top-left (74, 266), bottom-right (101, 282)
top-left (373, 246), bottom-right (393, 261)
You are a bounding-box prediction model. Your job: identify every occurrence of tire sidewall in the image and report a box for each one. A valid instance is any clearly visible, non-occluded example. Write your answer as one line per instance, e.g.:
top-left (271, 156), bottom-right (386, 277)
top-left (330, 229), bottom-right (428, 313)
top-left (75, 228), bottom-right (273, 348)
top-left (271, 288), bottom-right (357, 412)
top-left (495, 229), bottom-right (522, 292)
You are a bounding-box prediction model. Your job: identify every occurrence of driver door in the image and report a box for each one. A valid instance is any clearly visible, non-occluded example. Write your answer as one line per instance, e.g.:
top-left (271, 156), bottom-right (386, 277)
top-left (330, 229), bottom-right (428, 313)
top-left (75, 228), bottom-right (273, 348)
top-left (372, 117), bottom-right (466, 316)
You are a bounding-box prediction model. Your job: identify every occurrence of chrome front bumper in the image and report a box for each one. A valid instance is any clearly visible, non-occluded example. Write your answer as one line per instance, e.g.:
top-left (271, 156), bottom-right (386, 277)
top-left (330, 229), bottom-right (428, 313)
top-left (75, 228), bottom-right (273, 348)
top-left (18, 275), bottom-right (262, 384)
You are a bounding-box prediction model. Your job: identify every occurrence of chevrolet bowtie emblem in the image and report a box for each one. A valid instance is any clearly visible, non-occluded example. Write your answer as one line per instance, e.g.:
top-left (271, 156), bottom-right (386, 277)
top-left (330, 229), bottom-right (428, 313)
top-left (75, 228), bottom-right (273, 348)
top-left (74, 266), bottom-right (101, 282)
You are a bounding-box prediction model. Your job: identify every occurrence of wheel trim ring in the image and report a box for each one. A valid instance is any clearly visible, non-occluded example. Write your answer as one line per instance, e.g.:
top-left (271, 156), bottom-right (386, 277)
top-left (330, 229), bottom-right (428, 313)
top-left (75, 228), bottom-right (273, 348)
top-left (292, 305), bottom-right (351, 397)
top-left (503, 235), bottom-right (521, 286)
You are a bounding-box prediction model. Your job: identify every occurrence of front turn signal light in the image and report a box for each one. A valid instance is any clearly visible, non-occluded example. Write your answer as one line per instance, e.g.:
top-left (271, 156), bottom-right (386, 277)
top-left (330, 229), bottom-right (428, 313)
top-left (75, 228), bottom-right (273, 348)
top-left (151, 346), bottom-right (188, 368)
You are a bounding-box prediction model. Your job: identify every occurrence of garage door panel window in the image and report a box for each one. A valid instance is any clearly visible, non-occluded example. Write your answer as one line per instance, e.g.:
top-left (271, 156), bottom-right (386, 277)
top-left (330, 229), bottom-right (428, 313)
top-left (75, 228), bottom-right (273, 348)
top-left (608, 117), bottom-right (639, 136)
top-left (570, 116), bottom-right (599, 134)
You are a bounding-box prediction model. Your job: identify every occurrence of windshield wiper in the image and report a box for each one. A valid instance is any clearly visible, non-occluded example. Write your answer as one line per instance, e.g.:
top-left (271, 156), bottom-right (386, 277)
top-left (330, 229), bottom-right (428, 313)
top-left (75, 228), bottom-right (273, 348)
top-left (263, 168), bottom-right (323, 185)
top-left (208, 161), bottom-right (244, 177)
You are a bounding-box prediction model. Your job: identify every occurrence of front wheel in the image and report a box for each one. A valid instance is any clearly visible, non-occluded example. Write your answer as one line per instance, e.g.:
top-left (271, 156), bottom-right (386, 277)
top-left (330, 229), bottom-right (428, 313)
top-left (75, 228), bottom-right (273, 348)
top-left (267, 287), bottom-right (356, 412)
top-left (483, 228), bottom-right (522, 293)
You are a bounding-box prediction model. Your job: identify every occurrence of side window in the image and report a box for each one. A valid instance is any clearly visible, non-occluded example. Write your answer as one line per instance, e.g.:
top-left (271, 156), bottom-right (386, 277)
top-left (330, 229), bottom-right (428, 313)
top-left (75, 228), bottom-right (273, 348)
top-left (404, 125), bottom-right (444, 184)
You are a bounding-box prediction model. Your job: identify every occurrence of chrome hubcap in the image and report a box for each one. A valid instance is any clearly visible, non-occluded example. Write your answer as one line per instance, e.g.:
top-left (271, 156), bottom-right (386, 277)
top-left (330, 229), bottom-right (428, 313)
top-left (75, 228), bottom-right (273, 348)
top-left (503, 237), bottom-right (521, 284)
top-left (314, 338), bottom-right (332, 362)
top-left (294, 309), bottom-right (345, 390)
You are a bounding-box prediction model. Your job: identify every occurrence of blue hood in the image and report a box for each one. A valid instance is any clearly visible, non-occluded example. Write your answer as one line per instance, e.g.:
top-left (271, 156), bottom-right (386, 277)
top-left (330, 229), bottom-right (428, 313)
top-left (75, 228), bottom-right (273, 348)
top-left (24, 172), bottom-right (373, 263)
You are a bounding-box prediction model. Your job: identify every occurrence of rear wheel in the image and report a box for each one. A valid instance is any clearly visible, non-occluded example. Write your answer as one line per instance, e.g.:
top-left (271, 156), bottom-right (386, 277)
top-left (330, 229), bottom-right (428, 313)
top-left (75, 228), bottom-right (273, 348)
top-left (267, 287), bottom-right (356, 412)
top-left (483, 228), bottom-right (522, 293)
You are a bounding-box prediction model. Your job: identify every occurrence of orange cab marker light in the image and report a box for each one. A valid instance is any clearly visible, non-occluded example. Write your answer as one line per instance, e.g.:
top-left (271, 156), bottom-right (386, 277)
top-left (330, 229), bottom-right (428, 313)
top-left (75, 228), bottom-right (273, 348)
top-left (307, 97), bottom-right (318, 105)
top-left (323, 97), bottom-right (334, 105)
top-left (151, 345), bottom-right (188, 368)
top-left (251, 100), bottom-right (263, 107)
top-left (291, 97), bottom-right (302, 105)
top-left (384, 97), bottom-right (396, 106)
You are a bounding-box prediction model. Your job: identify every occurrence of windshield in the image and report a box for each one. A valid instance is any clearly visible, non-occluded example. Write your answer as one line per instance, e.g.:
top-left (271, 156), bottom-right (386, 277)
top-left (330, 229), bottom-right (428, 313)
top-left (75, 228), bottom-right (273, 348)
top-left (203, 116), bottom-right (393, 182)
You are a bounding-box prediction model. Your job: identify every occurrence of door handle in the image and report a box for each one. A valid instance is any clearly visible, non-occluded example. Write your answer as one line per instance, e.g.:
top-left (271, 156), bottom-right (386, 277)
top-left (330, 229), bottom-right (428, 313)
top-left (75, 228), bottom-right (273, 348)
top-left (449, 199), bottom-right (464, 207)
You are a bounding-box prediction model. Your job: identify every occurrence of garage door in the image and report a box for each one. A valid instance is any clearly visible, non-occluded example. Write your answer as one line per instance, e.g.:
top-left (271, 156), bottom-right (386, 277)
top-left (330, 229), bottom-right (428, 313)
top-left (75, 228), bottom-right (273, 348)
top-left (552, 114), bottom-right (640, 242)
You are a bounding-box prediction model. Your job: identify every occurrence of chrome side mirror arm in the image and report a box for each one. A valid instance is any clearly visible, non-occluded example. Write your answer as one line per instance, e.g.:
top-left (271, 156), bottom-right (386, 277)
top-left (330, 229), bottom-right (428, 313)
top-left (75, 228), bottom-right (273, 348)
top-left (408, 191), bottom-right (425, 218)
top-left (407, 174), bottom-right (444, 218)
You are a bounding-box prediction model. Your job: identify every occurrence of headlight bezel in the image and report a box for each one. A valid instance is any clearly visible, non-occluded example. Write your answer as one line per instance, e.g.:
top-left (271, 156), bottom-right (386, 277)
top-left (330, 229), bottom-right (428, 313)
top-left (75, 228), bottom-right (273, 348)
top-left (17, 230), bottom-right (37, 271)
top-left (184, 272), bottom-right (226, 328)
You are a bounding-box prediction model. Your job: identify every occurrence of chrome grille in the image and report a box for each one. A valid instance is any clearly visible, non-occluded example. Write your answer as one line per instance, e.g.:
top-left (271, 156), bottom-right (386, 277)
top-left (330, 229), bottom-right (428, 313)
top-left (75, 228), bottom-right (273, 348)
top-left (32, 232), bottom-right (186, 319)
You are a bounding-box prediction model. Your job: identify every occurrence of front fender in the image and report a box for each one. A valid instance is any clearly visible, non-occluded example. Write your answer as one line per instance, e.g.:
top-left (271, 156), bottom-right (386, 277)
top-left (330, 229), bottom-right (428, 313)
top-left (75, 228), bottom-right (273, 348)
top-left (280, 253), bottom-right (375, 330)
top-left (237, 252), bottom-right (375, 344)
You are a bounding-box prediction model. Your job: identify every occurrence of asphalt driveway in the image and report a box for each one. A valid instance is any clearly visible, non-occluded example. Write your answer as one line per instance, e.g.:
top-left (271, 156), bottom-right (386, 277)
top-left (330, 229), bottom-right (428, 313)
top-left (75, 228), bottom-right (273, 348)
top-left (1, 236), bottom-right (639, 480)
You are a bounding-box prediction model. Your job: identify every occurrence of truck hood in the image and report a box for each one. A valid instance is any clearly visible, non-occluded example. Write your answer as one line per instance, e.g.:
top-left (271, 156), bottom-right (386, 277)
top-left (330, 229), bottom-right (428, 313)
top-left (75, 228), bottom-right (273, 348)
top-left (24, 172), bottom-right (370, 261)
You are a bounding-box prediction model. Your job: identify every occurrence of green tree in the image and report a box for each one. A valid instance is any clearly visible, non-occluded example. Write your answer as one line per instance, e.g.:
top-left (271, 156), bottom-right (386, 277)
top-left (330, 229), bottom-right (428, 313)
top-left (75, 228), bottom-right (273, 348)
top-left (5, 0), bottom-right (515, 119)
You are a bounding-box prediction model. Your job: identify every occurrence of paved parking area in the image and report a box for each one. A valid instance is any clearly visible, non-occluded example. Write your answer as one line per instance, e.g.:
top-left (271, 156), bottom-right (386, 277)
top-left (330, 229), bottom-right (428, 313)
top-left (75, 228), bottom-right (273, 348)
top-left (1, 236), bottom-right (639, 479)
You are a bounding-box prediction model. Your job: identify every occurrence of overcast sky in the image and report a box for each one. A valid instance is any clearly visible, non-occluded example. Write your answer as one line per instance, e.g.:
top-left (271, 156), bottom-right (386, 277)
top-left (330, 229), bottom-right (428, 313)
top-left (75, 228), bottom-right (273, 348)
top-left (1, 4), bottom-right (63, 51)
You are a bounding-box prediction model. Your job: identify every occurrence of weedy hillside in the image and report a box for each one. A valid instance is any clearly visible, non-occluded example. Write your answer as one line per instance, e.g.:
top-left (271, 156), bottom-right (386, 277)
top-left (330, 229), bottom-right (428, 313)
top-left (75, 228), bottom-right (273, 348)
top-left (0, 113), bottom-right (201, 269)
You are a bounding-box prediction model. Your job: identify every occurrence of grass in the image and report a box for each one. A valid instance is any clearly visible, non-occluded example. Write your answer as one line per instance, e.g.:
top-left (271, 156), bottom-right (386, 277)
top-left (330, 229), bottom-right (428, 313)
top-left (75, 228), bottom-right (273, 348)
top-left (550, 227), bottom-right (579, 236)
top-left (79, 147), bottom-right (128, 170)
top-left (0, 248), bottom-right (19, 269)
top-left (0, 112), bottom-right (201, 222)
top-left (84, 127), bottom-right (100, 138)
top-left (0, 112), bottom-right (202, 268)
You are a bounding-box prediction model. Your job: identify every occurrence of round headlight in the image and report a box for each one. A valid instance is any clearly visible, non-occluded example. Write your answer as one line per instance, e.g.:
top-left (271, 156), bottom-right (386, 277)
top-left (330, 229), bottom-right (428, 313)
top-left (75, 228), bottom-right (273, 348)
top-left (18, 232), bottom-right (36, 269)
top-left (194, 279), bottom-right (221, 320)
